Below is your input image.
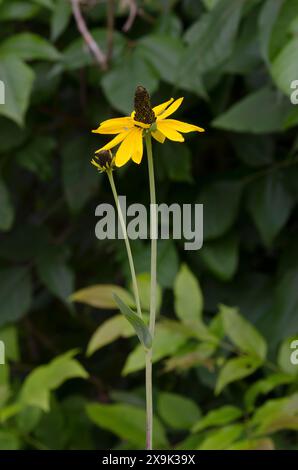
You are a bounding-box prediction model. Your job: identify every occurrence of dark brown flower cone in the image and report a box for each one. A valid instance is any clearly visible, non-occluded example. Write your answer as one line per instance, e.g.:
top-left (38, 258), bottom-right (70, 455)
top-left (134, 86), bottom-right (156, 125)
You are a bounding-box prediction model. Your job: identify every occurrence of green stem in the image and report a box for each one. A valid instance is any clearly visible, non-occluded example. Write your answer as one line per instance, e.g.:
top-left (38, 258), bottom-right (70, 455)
top-left (145, 133), bottom-right (157, 450)
top-left (107, 170), bottom-right (142, 319)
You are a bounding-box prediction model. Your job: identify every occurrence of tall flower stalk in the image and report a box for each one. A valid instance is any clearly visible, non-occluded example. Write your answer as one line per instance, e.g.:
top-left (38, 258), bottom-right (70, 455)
top-left (92, 86), bottom-right (204, 450)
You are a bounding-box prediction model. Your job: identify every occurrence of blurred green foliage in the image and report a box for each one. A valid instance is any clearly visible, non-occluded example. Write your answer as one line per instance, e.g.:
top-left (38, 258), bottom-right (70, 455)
top-left (0, 0), bottom-right (298, 450)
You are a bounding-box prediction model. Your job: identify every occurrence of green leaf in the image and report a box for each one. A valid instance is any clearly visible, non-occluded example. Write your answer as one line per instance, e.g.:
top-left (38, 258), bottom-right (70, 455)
top-left (86, 402), bottom-right (168, 449)
top-left (0, 1), bottom-right (40, 21)
top-left (0, 33), bottom-right (60, 61)
top-left (158, 141), bottom-right (193, 183)
top-left (0, 430), bottom-right (20, 450)
top-left (51, 0), bottom-right (71, 40)
top-left (250, 393), bottom-right (298, 435)
top-left (36, 248), bottom-right (74, 306)
top-left (215, 356), bottom-right (262, 395)
top-left (20, 350), bottom-right (88, 411)
top-left (16, 136), bottom-right (55, 180)
top-left (199, 181), bottom-right (242, 240)
top-left (61, 135), bottom-right (99, 212)
top-left (123, 323), bottom-right (187, 375)
top-left (221, 305), bottom-right (267, 360)
top-left (183, 0), bottom-right (246, 75)
top-left (213, 87), bottom-right (290, 133)
top-left (278, 336), bottom-right (298, 376)
top-left (192, 405), bottom-right (242, 433)
top-left (228, 438), bottom-right (275, 450)
top-left (200, 233), bottom-right (239, 281)
top-left (87, 314), bottom-right (135, 356)
top-left (101, 50), bottom-right (159, 114)
top-left (0, 267), bottom-right (32, 327)
top-left (246, 172), bottom-right (294, 247)
top-left (137, 34), bottom-right (184, 85)
top-left (0, 55), bottom-right (34, 125)
top-left (70, 284), bottom-right (134, 309)
top-left (271, 37), bottom-right (298, 96)
top-left (112, 293), bottom-right (152, 349)
top-left (174, 264), bottom-right (203, 324)
top-left (245, 373), bottom-right (295, 411)
top-left (258, 0), bottom-right (284, 63)
top-left (0, 324), bottom-right (19, 361)
top-left (133, 273), bottom-right (162, 313)
top-left (0, 117), bottom-right (28, 151)
top-left (0, 179), bottom-right (14, 231)
top-left (198, 424), bottom-right (244, 450)
top-left (158, 392), bottom-right (201, 430)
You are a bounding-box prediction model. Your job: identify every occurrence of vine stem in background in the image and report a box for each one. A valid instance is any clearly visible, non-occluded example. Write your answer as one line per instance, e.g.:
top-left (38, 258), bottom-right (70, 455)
top-left (107, 170), bottom-right (142, 319)
top-left (71, 0), bottom-right (107, 70)
top-left (145, 133), bottom-right (157, 450)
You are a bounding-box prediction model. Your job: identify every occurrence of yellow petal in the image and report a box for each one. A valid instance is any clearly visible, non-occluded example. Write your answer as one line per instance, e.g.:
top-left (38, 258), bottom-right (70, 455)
top-left (153, 98), bottom-right (174, 117)
top-left (115, 128), bottom-right (142, 167)
top-left (95, 131), bottom-right (130, 153)
top-left (152, 129), bottom-right (166, 144)
top-left (157, 97), bottom-right (184, 120)
top-left (156, 121), bottom-right (184, 142)
top-left (92, 117), bottom-right (133, 134)
top-left (163, 119), bottom-right (205, 133)
top-left (131, 129), bottom-right (144, 164)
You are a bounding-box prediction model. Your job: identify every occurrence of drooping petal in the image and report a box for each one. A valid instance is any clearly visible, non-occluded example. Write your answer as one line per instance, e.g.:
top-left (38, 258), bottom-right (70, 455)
top-left (115, 128), bottom-right (141, 167)
top-left (156, 121), bottom-right (184, 142)
top-left (163, 119), bottom-right (205, 133)
top-left (131, 129), bottom-right (144, 164)
top-left (153, 98), bottom-right (174, 117)
top-left (157, 97), bottom-right (184, 120)
top-left (133, 120), bottom-right (151, 129)
top-left (152, 129), bottom-right (166, 144)
top-left (93, 117), bottom-right (133, 135)
top-left (95, 130), bottom-right (130, 153)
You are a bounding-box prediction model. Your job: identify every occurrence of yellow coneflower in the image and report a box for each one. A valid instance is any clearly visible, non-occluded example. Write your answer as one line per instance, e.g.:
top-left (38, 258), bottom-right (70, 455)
top-left (92, 86), bottom-right (205, 167)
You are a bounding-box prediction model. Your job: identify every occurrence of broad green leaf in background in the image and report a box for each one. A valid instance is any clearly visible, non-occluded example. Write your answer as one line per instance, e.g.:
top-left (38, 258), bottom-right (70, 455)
top-left (268, 0), bottom-right (298, 60)
top-left (158, 392), bottom-right (201, 430)
top-left (183, 0), bottom-right (245, 75)
top-left (123, 323), bottom-right (187, 375)
top-left (0, 324), bottom-right (19, 361)
top-left (37, 251), bottom-right (74, 307)
top-left (138, 34), bottom-right (184, 85)
top-left (16, 136), bottom-right (55, 180)
top-left (192, 405), bottom-right (242, 433)
top-left (258, 0), bottom-right (284, 63)
top-left (62, 136), bottom-right (99, 212)
top-left (86, 402), bottom-right (168, 449)
top-left (250, 393), bottom-right (298, 435)
top-left (246, 172), bottom-right (294, 247)
top-left (20, 350), bottom-right (88, 411)
top-left (0, 267), bottom-right (32, 327)
top-left (278, 336), bottom-right (298, 375)
top-left (51, 0), bottom-right (71, 41)
top-left (200, 233), bottom-right (239, 281)
top-left (158, 141), bottom-right (193, 183)
top-left (221, 305), bottom-right (267, 360)
top-left (271, 37), bottom-right (298, 96)
top-left (0, 33), bottom-right (61, 61)
top-left (70, 284), bottom-right (134, 309)
top-left (101, 50), bottom-right (159, 114)
top-left (213, 87), bottom-right (290, 133)
top-left (0, 1), bottom-right (40, 21)
top-left (244, 373), bottom-right (295, 411)
top-left (87, 314), bottom-right (135, 356)
top-left (133, 273), bottom-right (162, 313)
top-left (112, 294), bottom-right (152, 349)
top-left (174, 264), bottom-right (203, 324)
top-left (198, 424), bottom-right (244, 450)
top-left (215, 356), bottom-right (262, 395)
top-left (0, 179), bottom-right (14, 231)
top-left (0, 55), bottom-right (34, 125)
top-left (0, 430), bottom-right (20, 450)
top-left (228, 437), bottom-right (275, 450)
top-left (198, 181), bottom-right (242, 240)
